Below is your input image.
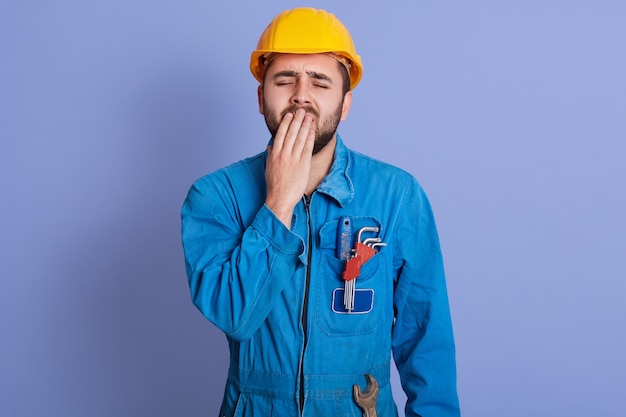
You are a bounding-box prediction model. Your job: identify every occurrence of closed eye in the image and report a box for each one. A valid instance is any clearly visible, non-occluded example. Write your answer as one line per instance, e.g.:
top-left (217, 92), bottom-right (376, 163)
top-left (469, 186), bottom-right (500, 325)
top-left (307, 71), bottom-right (334, 88)
top-left (273, 71), bottom-right (298, 86)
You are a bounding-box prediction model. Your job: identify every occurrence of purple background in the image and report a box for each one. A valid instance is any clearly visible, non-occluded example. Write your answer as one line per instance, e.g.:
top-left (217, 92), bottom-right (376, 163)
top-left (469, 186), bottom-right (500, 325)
top-left (2, 1), bottom-right (625, 416)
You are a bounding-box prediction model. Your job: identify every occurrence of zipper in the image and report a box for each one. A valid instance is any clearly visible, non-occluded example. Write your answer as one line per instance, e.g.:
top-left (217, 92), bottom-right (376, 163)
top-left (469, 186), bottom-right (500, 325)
top-left (299, 193), bottom-right (313, 415)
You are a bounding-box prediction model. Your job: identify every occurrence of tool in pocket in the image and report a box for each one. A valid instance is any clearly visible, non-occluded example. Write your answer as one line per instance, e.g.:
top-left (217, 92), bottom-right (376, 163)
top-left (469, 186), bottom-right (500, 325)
top-left (342, 226), bottom-right (385, 312)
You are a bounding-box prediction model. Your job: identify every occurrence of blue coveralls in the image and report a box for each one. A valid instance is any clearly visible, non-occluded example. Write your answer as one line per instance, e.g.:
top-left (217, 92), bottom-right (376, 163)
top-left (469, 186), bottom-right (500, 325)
top-left (181, 136), bottom-right (460, 416)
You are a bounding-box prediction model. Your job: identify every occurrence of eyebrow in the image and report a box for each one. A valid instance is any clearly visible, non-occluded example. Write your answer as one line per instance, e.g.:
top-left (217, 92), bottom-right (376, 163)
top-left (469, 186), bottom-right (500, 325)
top-left (272, 70), bottom-right (334, 84)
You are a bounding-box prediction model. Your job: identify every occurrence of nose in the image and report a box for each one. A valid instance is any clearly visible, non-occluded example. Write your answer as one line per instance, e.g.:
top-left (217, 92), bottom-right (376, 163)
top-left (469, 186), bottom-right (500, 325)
top-left (290, 81), bottom-right (311, 106)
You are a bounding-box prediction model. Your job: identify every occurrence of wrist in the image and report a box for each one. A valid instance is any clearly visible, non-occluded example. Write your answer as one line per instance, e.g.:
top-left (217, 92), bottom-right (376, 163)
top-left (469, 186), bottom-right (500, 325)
top-left (264, 200), bottom-right (294, 228)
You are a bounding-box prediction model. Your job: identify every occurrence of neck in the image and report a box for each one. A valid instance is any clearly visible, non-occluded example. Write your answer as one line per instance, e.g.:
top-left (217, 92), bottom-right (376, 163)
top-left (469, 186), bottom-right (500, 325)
top-left (305, 136), bottom-right (336, 195)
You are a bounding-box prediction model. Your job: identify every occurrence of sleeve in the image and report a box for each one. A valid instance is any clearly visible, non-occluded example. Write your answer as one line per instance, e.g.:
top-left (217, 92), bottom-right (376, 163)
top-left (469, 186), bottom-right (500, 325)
top-left (181, 173), bottom-right (305, 341)
top-left (391, 178), bottom-right (461, 417)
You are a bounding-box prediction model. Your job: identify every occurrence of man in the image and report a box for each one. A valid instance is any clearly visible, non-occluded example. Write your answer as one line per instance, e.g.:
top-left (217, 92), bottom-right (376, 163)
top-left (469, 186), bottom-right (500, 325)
top-left (182, 7), bottom-right (460, 416)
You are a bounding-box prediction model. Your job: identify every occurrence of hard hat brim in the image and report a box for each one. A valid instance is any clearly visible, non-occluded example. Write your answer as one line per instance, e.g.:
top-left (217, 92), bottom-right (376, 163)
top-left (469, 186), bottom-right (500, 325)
top-left (250, 50), bottom-right (362, 90)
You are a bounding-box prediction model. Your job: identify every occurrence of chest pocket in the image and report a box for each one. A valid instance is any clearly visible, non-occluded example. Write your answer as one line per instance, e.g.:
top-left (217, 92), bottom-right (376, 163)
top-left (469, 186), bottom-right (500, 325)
top-left (313, 216), bottom-right (388, 337)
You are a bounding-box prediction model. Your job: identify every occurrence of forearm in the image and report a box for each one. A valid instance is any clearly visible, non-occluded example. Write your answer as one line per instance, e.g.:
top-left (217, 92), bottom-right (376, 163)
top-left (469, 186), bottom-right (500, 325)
top-left (182, 183), bottom-right (304, 340)
top-left (392, 284), bottom-right (459, 416)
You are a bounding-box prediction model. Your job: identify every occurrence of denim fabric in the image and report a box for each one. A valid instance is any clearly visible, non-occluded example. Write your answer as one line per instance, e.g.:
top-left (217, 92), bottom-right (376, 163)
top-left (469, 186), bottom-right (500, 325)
top-left (182, 136), bottom-right (460, 416)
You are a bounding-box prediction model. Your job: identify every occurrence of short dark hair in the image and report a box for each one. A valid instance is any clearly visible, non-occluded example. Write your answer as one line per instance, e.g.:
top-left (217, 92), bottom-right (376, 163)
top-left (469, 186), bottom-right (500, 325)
top-left (337, 60), bottom-right (351, 96)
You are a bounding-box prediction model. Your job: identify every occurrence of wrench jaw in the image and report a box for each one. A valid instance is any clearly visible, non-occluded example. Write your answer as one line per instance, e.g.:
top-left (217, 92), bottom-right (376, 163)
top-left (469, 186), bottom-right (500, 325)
top-left (353, 374), bottom-right (379, 417)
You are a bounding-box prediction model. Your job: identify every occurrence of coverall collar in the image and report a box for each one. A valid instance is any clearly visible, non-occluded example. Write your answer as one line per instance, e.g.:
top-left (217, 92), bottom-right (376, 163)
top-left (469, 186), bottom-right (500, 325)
top-left (264, 134), bottom-right (354, 207)
top-left (315, 134), bottom-right (354, 207)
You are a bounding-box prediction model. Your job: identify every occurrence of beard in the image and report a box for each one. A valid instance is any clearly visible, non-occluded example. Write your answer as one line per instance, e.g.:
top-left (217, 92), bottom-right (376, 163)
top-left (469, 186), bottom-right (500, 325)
top-left (263, 100), bottom-right (343, 155)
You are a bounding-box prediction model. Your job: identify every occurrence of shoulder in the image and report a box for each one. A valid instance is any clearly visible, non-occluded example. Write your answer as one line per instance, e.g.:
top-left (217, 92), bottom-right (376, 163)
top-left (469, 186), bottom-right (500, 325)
top-left (191, 152), bottom-right (266, 192)
top-left (348, 148), bottom-right (423, 192)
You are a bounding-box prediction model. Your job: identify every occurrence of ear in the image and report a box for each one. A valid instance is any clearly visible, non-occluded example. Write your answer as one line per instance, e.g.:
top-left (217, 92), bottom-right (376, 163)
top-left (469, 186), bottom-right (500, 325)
top-left (257, 85), bottom-right (264, 115)
top-left (340, 91), bottom-right (353, 121)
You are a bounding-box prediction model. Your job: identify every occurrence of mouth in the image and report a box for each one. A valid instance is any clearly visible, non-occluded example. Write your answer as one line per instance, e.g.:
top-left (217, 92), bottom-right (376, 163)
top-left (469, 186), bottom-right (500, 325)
top-left (282, 106), bottom-right (319, 121)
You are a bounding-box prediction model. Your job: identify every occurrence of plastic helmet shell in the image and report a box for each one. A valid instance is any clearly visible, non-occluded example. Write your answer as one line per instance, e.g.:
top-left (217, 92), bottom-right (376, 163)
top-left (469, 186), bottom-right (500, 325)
top-left (250, 8), bottom-right (363, 90)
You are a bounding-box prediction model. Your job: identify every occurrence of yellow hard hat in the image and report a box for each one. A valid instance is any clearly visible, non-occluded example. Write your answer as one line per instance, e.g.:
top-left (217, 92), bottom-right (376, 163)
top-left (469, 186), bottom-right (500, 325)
top-left (250, 7), bottom-right (363, 90)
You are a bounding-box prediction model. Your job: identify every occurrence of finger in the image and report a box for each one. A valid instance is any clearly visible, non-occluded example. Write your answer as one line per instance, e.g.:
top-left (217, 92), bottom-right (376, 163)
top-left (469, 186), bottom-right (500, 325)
top-left (271, 112), bottom-right (294, 153)
top-left (301, 118), bottom-right (316, 158)
top-left (292, 114), bottom-right (314, 157)
top-left (281, 108), bottom-right (307, 154)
